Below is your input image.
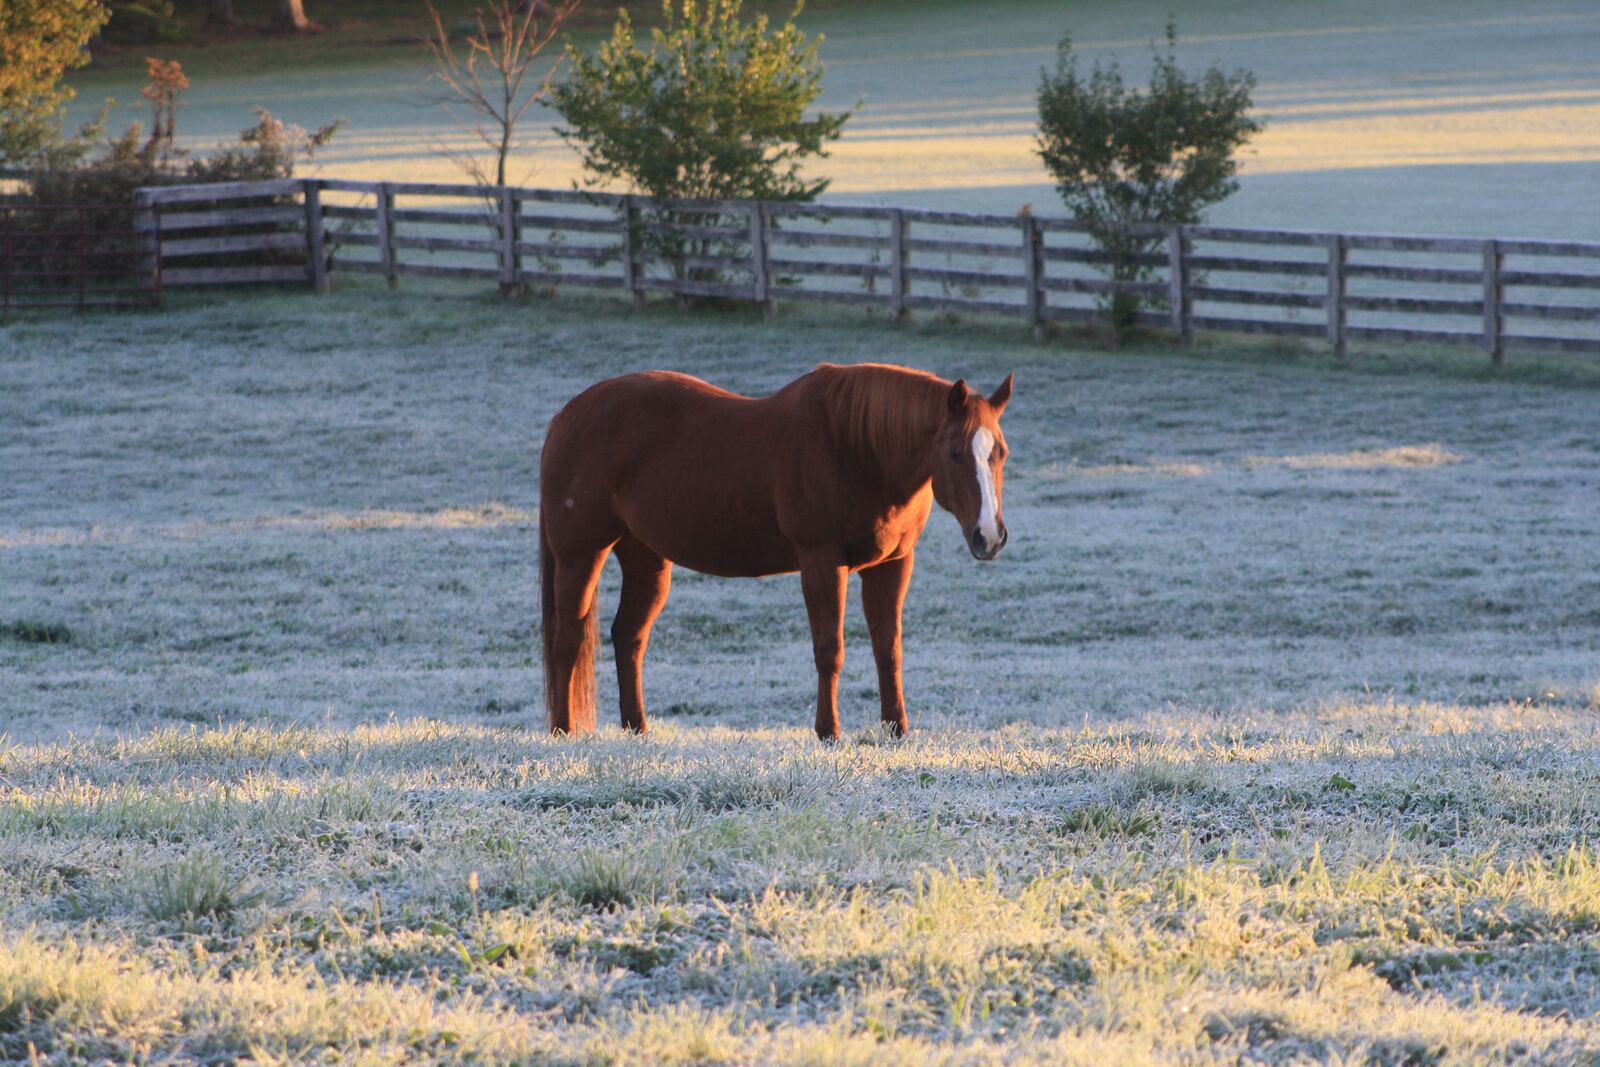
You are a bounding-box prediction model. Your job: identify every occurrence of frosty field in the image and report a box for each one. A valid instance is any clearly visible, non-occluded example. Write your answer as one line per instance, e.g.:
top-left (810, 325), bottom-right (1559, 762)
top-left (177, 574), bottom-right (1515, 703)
top-left (5, 286), bottom-right (1600, 1062)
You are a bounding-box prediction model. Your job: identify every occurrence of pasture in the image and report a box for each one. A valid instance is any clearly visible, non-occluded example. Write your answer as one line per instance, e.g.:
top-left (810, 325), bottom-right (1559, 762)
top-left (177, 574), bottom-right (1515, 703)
top-left (63, 0), bottom-right (1600, 237)
top-left (4, 285), bottom-right (1600, 1062)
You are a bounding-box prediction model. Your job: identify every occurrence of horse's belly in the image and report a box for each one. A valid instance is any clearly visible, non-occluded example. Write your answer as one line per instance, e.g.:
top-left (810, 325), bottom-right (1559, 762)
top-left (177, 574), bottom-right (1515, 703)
top-left (618, 496), bottom-right (798, 578)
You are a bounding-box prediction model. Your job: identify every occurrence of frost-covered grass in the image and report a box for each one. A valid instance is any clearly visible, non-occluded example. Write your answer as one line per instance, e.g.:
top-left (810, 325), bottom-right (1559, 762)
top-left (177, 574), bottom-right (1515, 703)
top-left (4, 282), bottom-right (1600, 1062)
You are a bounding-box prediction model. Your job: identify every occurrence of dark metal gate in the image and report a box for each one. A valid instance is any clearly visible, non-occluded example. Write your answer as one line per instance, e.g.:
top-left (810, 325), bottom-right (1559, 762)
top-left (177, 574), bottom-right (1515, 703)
top-left (0, 202), bottom-right (161, 312)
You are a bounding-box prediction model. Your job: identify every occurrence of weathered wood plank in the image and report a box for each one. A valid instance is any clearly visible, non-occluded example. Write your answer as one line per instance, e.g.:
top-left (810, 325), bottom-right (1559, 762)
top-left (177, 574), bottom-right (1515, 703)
top-left (772, 286), bottom-right (890, 307)
top-left (1345, 324), bottom-right (1484, 346)
top-left (393, 261), bottom-right (501, 280)
top-left (304, 182), bottom-right (327, 293)
top-left (162, 265), bottom-right (308, 285)
top-left (390, 234), bottom-right (501, 254)
top-left (316, 178), bottom-right (382, 194)
top-left (1501, 332), bottom-right (1600, 354)
top-left (1188, 315), bottom-right (1326, 339)
top-left (157, 205), bottom-right (303, 231)
top-left (1500, 300), bottom-right (1600, 322)
top-left (146, 179), bottom-right (301, 203)
top-left (1322, 235), bottom-right (1344, 355)
top-left (765, 202), bottom-right (888, 221)
top-left (1188, 284), bottom-right (1324, 310)
top-left (1186, 255), bottom-right (1329, 277)
top-left (514, 268), bottom-right (625, 290)
top-left (905, 237), bottom-right (1019, 258)
top-left (1498, 269), bottom-right (1600, 289)
top-left (1184, 225), bottom-right (1331, 246)
top-left (901, 208), bottom-right (1022, 228)
top-left (518, 187), bottom-right (624, 207)
top-left (515, 240), bottom-right (622, 260)
top-left (321, 204), bottom-right (377, 221)
top-left (766, 229), bottom-right (890, 251)
top-left (766, 256), bottom-right (889, 279)
top-left (518, 213), bottom-right (621, 234)
top-left (1495, 239), bottom-right (1600, 257)
top-left (1343, 293), bottom-right (1483, 315)
top-left (160, 231), bottom-right (307, 258)
top-left (906, 266), bottom-right (1025, 289)
top-left (1041, 247), bottom-right (1165, 268)
top-left (642, 222), bottom-right (746, 242)
top-left (375, 182), bottom-right (396, 287)
top-left (1342, 263), bottom-right (1482, 284)
top-left (637, 277), bottom-right (753, 299)
top-left (1343, 233), bottom-right (1483, 253)
top-left (391, 207), bottom-right (498, 227)
top-left (1039, 276), bottom-right (1165, 297)
top-left (905, 294), bottom-right (1028, 317)
top-left (1483, 240), bottom-right (1503, 366)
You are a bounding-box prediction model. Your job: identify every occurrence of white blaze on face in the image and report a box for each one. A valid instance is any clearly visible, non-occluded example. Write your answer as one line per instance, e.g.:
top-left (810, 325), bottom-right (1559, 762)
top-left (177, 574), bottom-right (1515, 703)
top-left (972, 426), bottom-right (1000, 544)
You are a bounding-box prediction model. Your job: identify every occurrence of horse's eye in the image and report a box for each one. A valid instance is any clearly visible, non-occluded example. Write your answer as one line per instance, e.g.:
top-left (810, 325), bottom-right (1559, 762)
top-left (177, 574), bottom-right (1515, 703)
top-left (948, 450), bottom-right (963, 462)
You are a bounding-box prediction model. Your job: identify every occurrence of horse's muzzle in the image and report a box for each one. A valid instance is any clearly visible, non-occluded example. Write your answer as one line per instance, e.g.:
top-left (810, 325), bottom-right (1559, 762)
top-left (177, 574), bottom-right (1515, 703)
top-left (969, 522), bottom-right (1008, 560)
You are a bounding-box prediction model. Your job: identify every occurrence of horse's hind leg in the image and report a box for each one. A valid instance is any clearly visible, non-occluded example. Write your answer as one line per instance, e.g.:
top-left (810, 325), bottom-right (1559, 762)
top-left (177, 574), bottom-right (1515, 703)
top-left (611, 535), bottom-right (672, 733)
top-left (545, 545), bottom-right (612, 736)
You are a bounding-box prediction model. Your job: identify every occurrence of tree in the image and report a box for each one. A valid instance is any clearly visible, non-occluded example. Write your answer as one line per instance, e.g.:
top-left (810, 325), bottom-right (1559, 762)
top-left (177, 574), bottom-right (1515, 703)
top-left (0, 0), bottom-right (111, 166)
top-left (273, 0), bottom-right (313, 32)
top-left (423, 0), bottom-right (579, 189)
top-left (1036, 22), bottom-right (1261, 335)
top-left (552, 0), bottom-right (851, 203)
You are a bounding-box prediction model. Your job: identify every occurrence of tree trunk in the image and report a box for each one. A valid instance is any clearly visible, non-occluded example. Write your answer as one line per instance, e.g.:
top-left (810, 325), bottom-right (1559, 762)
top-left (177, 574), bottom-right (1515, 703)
top-left (274, 0), bottom-right (312, 31)
top-left (210, 0), bottom-right (237, 25)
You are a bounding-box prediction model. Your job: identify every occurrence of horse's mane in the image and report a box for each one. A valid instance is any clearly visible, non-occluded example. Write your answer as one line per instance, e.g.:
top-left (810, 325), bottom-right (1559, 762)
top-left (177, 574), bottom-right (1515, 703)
top-left (814, 363), bottom-right (949, 475)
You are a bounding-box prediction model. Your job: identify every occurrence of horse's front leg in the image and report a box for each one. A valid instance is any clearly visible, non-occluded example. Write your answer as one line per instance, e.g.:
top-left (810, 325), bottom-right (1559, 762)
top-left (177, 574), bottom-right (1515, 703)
top-left (799, 557), bottom-right (848, 741)
top-left (860, 551), bottom-right (914, 737)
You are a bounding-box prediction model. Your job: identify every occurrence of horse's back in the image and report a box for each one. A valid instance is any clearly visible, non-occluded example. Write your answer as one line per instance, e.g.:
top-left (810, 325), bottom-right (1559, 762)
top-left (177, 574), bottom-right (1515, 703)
top-left (540, 371), bottom-right (802, 576)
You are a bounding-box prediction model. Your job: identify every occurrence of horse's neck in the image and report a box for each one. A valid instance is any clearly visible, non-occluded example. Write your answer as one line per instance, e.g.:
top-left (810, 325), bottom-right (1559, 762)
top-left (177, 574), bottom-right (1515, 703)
top-left (826, 368), bottom-right (944, 500)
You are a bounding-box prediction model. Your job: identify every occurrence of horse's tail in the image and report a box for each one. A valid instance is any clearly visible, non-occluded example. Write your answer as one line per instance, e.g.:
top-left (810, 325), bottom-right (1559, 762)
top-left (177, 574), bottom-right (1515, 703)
top-left (540, 512), bottom-right (598, 735)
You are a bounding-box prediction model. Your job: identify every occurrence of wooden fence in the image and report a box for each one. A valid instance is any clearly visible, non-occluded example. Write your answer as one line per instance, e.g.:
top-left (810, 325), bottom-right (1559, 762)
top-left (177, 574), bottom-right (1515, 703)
top-left (137, 177), bottom-right (1600, 361)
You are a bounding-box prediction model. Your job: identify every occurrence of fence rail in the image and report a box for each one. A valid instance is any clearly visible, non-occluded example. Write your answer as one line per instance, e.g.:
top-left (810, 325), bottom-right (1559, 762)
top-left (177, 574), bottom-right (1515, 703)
top-left (134, 178), bottom-right (1600, 361)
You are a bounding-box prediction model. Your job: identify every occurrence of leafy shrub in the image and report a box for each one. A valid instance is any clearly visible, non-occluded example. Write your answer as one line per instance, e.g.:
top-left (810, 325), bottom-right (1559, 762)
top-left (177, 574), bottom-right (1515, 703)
top-left (0, 0), bottom-right (110, 166)
top-left (1037, 21), bottom-right (1261, 335)
top-left (553, 0), bottom-right (852, 288)
top-left (12, 60), bottom-right (341, 293)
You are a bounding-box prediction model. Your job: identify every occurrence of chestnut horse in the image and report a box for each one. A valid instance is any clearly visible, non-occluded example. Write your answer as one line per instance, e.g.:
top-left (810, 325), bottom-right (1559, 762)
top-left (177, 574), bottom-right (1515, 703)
top-left (538, 362), bottom-right (1013, 740)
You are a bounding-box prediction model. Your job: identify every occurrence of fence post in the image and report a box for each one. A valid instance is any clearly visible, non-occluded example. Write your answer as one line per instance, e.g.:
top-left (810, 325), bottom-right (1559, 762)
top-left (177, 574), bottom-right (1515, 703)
top-left (1325, 234), bottom-right (1346, 357)
top-left (2, 207), bottom-right (11, 312)
top-left (498, 185), bottom-right (519, 295)
top-left (1167, 224), bottom-right (1189, 342)
top-left (889, 208), bottom-right (909, 323)
top-left (375, 182), bottom-right (396, 288)
top-left (1483, 239), bottom-right (1503, 367)
top-left (303, 179), bottom-right (328, 293)
top-left (620, 196), bottom-right (643, 310)
top-left (1023, 214), bottom-right (1045, 340)
top-left (133, 189), bottom-right (159, 302)
top-left (749, 200), bottom-right (771, 320)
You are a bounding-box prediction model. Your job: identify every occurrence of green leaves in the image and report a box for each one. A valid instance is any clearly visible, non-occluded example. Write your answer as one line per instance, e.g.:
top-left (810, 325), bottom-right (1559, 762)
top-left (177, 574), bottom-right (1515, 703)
top-left (552, 0), bottom-right (852, 202)
top-left (1036, 21), bottom-right (1262, 332)
top-left (0, 0), bottom-right (110, 165)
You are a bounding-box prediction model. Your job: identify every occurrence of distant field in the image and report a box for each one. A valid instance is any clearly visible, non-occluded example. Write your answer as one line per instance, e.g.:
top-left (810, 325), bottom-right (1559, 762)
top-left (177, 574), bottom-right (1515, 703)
top-left (4, 286), bottom-right (1600, 1060)
top-left (64, 0), bottom-right (1600, 237)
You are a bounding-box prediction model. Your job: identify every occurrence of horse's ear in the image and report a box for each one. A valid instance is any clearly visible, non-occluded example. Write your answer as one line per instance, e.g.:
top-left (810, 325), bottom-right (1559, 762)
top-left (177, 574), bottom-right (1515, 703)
top-left (946, 379), bottom-right (969, 415)
top-left (988, 373), bottom-right (1013, 414)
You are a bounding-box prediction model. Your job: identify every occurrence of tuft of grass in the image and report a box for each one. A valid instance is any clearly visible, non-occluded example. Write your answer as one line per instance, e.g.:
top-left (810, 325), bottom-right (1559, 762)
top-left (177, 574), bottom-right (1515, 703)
top-left (1059, 803), bottom-right (1157, 838)
top-left (0, 620), bottom-right (73, 645)
top-left (551, 844), bottom-right (683, 910)
top-left (140, 853), bottom-right (264, 922)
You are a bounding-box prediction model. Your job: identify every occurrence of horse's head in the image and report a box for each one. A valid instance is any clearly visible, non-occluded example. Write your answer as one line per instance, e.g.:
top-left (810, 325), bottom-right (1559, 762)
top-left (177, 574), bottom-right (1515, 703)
top-left (930, 373), bottom-right (1013, 560)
